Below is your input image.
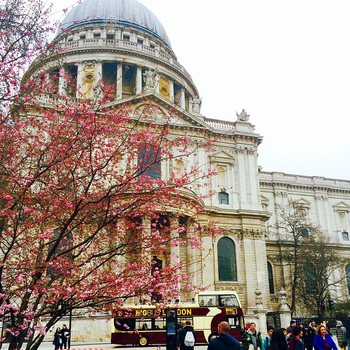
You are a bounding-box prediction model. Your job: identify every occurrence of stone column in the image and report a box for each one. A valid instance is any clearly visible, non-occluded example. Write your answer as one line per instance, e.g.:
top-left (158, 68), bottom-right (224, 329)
top-left (169, 81), bottom-right (174, 102)
top-left (95, 60), bottom-right (102, 83)
top-left (170, 226), bottom-right (181, 298)
top-left (116, 63), bottom-right (123, 100)
top-left (247, 147), bottom-right (261, 210)
top-left (58, 67), bottom-right (67, 95)
top-left (242, 233), bottom-right (256, 312)
top-left (179, 88), bottom-right (185, 109)
top-left (236, 146), bottom-right (248, 207)
top-left (322, 195), bottom-right (333, 234)
top-left (201, 234), bottom-right (214, 288)
top-left (186, 223), bottom-right (197, 287)
top-left (76, 63), bottom-right (84, 97)
top-left (136, 66), bottom-right (143, 94)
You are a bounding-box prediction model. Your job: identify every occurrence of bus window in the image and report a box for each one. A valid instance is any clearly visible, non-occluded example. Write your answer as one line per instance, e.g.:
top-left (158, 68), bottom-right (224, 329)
top-left (228, 317), bottom-right (238, 328)
top-left (219, 295), bottom-right (239, 307)
top-left (154, 318), bottom-right (166, 330)
top-left (227, 316), bottom-right (244, 331)
top-left (115, 318), bottom-right (135, 331)
top-left (135, 319), bottom-right (152, 331)
top-left (178, 317), bottom-right (193, 326)
top-left (198, 295), bottom-right (219, 307)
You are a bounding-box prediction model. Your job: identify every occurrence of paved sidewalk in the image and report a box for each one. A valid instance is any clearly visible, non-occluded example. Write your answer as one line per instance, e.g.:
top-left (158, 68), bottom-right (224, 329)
top-left (38, 342), bottom-right (116, 350)
top-left (37, 343), bottom-right (207, 350)
top-left (37, 343), bottom-right (175, 350)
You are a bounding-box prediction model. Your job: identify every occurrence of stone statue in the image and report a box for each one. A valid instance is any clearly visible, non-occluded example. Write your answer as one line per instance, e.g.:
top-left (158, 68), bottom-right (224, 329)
top-left (143, 69), bottom-right (157, 90)
top-left (236, 108), bottom-right (249, 121)
top-left (191, 96), bottom-right (202, 114)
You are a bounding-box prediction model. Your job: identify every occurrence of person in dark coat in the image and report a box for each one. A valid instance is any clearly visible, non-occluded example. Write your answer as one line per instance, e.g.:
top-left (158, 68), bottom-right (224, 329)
top-left (304, 321), bottom-right (317, 350)
top-left (178, 320), bottom-right (196, 350)
top-left (207, 321), bottom-right (241, 350)
top-left (268, 328), bottom-right (289, 350)
top-left (53, 327), bottom-right (62, 350)
top-left (336, 320), bottom-right (347, 350)
top-left (288, 326), bottom-right (305, 350)
top-left (59, 324), bottom-right (70, 350)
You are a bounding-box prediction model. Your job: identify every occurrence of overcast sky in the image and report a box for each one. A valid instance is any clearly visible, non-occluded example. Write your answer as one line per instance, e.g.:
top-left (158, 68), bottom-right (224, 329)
top-left (51, 0), bottom-right (350, 180)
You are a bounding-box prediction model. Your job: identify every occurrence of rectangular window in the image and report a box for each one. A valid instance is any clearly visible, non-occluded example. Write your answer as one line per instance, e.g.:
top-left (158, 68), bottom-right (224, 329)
top-left (218, 192), bottom-right (229, 205)
top-left (137, 147), bottom-right (161, 179)
top-left (102, 62), bottom-right (117, 85)
top-left (66, 64), bottom-right (78, 97)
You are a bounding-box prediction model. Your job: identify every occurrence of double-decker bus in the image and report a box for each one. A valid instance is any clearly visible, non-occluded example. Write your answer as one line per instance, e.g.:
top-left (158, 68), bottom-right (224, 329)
top-left (111, 291), bottom-right (245, 347)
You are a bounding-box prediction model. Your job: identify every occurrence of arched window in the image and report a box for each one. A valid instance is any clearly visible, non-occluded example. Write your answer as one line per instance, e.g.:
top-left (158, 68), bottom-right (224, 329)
top-left (218, 237), bottom-right (237, 281)
top-left (267, 261), bottom-right (275, 294)
top-left (346, 264), bottom-right (350, 294)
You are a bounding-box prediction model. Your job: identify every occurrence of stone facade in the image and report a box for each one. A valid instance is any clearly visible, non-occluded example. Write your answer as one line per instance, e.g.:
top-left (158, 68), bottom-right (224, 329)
top-left (27, 0), bottom-right (350, 341)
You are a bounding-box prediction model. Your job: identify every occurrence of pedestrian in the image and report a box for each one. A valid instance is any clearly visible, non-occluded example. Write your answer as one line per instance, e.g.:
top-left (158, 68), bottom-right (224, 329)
top-left (53, 327), bottom-right (62, 350)
top-left (207, 321), bottom-right (240, 350)
top-left (268, 328), bottom-right (288, 350)
top-left (314, 325), bottom-right (337, 350)
top-left (300, 324), bottom-right (306, 343)
top-left (345, 318), bottom-right (350, 349)
top-left (59, 324), bottom-right (70, 350)
top-left (281, 328), bottom-right (288, 339)
top-left (176, 321), bottom-right (185, 347)
top-left (304, 320), bottom-right (317, 350)
top-left (178, 320), bottom-right (195, 350)
top-left (287, 320), bottom-right (297, 335)
top-left (242, 322), bottom-right (263, 350)
top-left (288, 326), bottom-right (305, 350)
top-left (336, 321), bottom-right (347, 350)
top-left (263, 326), bottom-right (274, 350)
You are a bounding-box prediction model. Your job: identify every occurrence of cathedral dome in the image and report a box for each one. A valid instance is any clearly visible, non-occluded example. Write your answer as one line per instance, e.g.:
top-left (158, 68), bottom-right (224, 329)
top-left (57, 0), bottom-right (171, 48)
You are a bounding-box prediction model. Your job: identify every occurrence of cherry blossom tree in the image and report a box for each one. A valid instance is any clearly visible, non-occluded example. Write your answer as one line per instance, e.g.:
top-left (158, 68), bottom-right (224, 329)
top-left (0, 2), bottom-right (218, 349)
top-left (0, 79), bottom-right (216, 350)
top-left (0, 0), bottom-right (56, 122)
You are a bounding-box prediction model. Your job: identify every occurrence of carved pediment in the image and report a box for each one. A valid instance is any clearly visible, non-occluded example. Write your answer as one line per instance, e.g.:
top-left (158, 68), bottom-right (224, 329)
top-left (295, 198), bottom-right (311, 208)
top-left (123, 93), bottom-right (209, 128)
top-left (209, 151), bottom-right (235, 165)
top-left (333, 201), bottom-right (350, 211)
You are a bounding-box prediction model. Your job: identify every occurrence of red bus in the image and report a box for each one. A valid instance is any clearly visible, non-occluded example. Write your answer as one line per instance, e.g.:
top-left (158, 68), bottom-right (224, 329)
top-left (111, 291), bottom-right (245, 346)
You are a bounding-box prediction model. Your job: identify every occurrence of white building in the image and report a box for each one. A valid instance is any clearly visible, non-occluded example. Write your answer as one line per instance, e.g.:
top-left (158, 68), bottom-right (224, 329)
top-left (26, 0), bottom-right (350, 341)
